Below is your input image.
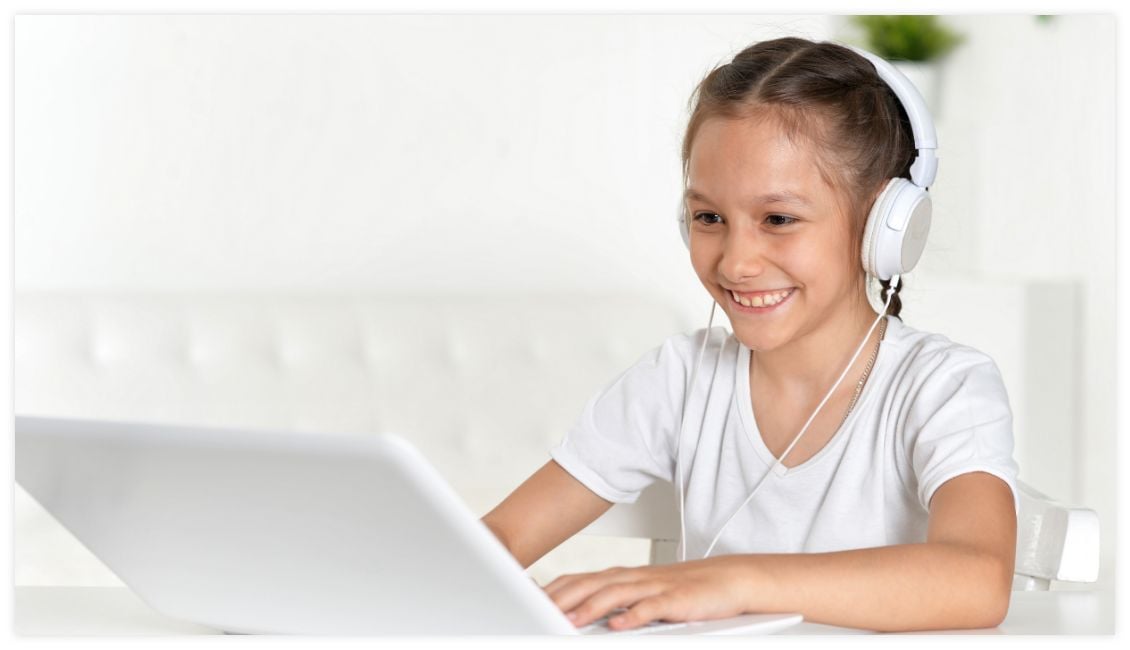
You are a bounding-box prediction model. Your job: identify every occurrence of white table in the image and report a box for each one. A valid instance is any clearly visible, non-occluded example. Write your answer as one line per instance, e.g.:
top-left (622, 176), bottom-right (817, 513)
top-left (14, 586), bottom-right (1115, 635)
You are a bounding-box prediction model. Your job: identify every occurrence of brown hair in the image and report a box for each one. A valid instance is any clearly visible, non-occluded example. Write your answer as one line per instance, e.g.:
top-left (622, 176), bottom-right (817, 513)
top-left (680, 36), bottom-right (916, 319)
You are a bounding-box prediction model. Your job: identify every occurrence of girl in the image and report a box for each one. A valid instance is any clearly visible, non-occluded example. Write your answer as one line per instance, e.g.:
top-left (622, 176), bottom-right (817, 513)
top-left (482, 36), bottom-right (1019, 633)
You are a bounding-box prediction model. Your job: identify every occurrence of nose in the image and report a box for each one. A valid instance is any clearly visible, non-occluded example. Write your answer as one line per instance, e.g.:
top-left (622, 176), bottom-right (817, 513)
top-left (718, 226), bottom-right (767, 284)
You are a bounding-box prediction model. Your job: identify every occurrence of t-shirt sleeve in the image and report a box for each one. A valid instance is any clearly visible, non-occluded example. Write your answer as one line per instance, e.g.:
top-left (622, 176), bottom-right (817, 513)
top-left (548, 332), bottom-right (698, 504)
top-left (903, 351), bottom-right (1021, 516)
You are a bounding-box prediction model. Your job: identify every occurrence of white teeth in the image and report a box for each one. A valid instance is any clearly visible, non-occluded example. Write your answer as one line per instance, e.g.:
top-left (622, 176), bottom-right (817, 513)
top-left (731, 289), bottom-right (791, 308)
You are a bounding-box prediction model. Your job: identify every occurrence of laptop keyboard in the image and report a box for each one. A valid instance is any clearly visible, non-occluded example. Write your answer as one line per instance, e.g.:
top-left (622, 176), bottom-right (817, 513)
top-left (578, 608), bottom-right (689, 635)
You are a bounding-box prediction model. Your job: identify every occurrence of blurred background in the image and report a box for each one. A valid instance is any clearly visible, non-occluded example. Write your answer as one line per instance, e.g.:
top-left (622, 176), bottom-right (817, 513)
top-left (14, 14), bottom-right (1116, 588)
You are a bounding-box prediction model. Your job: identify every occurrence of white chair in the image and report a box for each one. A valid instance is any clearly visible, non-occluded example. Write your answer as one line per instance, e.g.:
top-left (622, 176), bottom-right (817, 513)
top-left (1012, 481), bottom-right (1101, 590)
top-left (580, 479), bottom-right (1100, 591)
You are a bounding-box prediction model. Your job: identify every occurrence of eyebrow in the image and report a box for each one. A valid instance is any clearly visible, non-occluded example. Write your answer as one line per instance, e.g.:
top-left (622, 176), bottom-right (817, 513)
top-left (683, 188), bottom-right (812, 207)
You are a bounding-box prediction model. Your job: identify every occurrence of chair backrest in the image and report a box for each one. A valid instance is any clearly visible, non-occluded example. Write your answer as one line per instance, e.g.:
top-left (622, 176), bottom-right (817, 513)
top-left (1014, 480), bottom-right (1100, 589)
top-left (582, 479), bottom-right (1100, 591)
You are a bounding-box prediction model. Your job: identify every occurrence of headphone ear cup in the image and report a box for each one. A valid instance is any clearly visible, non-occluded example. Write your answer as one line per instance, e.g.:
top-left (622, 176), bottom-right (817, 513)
top-left (861, 179), bottom-right (897, 278)
top-left (678, 203), bottom-right (690, 249)
top-left (861, 178), bottom-right (932, 280)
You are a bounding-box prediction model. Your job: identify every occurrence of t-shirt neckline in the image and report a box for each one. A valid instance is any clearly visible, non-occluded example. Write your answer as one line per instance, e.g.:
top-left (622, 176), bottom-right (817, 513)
top-left (736, 316), bottom-right (894, 477)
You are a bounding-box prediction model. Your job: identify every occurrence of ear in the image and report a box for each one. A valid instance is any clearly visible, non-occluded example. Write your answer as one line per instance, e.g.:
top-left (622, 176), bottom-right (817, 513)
top-left (869, 180), bottom-right (889, 205)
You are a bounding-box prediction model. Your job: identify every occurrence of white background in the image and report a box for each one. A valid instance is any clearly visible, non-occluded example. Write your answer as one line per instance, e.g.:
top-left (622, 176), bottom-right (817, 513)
top-left (13, 13), bottom-right (1118, 578)
top-left (2, 1), bottom-right (1127, 648)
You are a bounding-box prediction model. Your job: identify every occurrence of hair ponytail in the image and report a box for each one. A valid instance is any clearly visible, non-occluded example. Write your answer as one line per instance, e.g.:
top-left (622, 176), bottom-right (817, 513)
top-left (878, 276), bottom-right (904, 320)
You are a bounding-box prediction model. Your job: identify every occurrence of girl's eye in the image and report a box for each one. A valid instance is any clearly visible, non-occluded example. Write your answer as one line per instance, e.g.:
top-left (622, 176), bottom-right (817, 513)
top-left (691, 213), bottom-right (797, 227)
top-left (766, 214), bottom-right (797, 227)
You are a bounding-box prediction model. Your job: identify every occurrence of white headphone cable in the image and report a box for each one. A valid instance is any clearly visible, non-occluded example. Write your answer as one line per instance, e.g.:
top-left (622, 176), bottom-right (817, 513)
top-left (675, 300), bottom-right (718, 564)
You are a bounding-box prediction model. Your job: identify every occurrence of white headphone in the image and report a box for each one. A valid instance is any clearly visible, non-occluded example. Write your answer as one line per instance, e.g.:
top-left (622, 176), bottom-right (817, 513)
top-left (677, 44), bottom-right (937, 282)
top-left (673, 43), bottom-right (936, 562)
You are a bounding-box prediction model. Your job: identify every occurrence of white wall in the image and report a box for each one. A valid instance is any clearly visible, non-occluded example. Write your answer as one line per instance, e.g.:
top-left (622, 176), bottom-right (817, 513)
top-left (15, 14), bottom-right (1116, 581)
top-left (15, 13), bottom-right (829, 310)
top-left (940, 17), bottom-right (1117, 569)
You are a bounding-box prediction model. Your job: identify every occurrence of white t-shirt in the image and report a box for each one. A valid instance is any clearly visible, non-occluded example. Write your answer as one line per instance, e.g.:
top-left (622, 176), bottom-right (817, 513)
top-left (549, 315), bottom-right (1020, 561)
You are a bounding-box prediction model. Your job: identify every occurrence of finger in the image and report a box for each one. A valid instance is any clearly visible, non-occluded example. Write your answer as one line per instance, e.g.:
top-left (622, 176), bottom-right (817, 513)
top-left (567, 580), bottom-right (666, 628)
top-left (547, 567), bottom-right (634, 612)
top-left (543, 565), bottom-right (630, 600)
top-left (607, 594), bottom-right (683, 631)
top-left (541, 570), bottom-right (593, 597)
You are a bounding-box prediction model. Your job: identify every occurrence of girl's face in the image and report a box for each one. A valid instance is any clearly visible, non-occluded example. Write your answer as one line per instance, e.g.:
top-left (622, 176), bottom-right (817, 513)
top-left (685, 115), bottom-right (866, 353)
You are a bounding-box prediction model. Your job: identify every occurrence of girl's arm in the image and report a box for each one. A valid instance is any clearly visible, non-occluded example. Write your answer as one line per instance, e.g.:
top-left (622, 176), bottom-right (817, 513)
top-left (545, 471), bottom-right (1017, 632)
top-left (481, 459), bottom-right (614, 569)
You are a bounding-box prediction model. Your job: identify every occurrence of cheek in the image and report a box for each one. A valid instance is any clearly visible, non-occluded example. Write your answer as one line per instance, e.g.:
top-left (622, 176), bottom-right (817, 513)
top-left (687, 243), bottom-right (714, 277)
top-left (769, 240), bottom-right (851, 293)
top-left (807, 229), bottom-right (857, 268)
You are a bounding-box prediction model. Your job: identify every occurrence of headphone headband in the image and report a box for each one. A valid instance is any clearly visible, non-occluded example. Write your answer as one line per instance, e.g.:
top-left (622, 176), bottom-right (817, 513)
top-left (843, 44), bottom-right (938, 189)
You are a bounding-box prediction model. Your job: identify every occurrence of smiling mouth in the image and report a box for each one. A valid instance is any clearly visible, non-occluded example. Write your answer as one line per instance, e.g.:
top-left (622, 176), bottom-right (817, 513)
top-left (728, 288), bottom-right (795, 309)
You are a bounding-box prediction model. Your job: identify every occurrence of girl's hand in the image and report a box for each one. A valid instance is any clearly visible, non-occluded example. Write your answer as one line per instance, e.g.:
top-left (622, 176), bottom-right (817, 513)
top-left (542, 556), bottom-right (757, 631)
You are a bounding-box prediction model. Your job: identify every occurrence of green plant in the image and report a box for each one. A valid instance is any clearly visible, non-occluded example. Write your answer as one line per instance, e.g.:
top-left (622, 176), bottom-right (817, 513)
top-left (852, 15), bottom-right (964, 62)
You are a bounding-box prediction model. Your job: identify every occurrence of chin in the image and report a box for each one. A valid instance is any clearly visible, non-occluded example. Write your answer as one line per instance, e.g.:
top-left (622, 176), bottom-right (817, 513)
top-left (731, 325), bottom-right (786, 353)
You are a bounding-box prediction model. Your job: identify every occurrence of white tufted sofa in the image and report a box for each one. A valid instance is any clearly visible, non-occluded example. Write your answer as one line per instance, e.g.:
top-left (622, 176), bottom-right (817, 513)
top-left (14, 291), bottom-right (700, 587)
top-left (14, 285), bottom-right (1100, 590)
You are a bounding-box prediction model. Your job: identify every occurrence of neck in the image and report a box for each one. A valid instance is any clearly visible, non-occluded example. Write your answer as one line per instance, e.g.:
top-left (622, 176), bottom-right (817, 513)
top-left (751, 295), bottom-right (886, 399)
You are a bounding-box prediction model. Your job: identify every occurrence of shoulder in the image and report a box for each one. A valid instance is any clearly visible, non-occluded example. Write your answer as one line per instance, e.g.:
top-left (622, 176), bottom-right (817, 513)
top-left (638, 325), bottom-right (734, 371)
top-left (881, 318), bottom-right (1019, 514)
top-left (880, 317), bottom-right (1013, 445)
top-left (879, 316), bottom-right (1013, 434)
top-left (585, 325), bottom-right (734, 408)
top-left (882, 316), bottom-right (1007, 392)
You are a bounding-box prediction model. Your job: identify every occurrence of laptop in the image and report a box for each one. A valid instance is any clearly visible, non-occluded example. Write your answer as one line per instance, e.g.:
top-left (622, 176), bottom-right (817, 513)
top-left (15, 415), bottom-right (803, 635)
